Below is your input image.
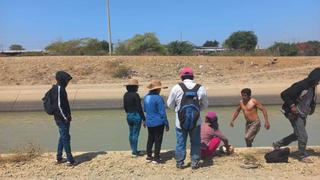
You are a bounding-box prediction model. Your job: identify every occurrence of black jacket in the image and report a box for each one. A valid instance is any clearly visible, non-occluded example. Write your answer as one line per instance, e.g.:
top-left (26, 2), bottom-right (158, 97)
top-left (123, 92), bottom-right (146, 121)
top-left (281, 68), bottom-right (320, 115)
top-left (52, 71), bottom-right (72, 121)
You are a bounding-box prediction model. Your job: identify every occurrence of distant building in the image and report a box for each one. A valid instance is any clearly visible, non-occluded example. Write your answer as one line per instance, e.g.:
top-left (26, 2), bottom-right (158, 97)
top-left (193, 47), bottom-right (229, 55)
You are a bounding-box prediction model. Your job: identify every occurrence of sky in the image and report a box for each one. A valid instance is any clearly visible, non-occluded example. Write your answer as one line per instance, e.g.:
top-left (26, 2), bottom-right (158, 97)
top-left (0, 0), bottom-right (320, 50)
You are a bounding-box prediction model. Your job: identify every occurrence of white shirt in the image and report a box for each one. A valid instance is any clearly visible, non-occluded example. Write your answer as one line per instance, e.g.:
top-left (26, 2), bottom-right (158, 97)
top-left (167, 79), bottom-right (209, 129)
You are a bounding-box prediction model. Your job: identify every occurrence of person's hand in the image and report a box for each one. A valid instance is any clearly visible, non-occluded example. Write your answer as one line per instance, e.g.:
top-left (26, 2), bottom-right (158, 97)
top-left (165, 125), bottom-right (169, 132)
top-left (265, 122), bottom-right (270, 130)
top-left (142, 121), bottom-right (146, 128)
top-left (290, 105), bottom-right (298, 114)
top-left (229, 121), bottom-right (234, 127)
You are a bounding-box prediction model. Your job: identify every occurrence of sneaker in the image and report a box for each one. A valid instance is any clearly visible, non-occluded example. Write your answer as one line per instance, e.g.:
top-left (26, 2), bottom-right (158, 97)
top-left (300, 157), bottom-right (313, 163)
top-left (131, 151), bottom-right (144, 158)
top-left (272, 142), bottom-right (281, 150)
top-left (66, 161), bottom-right (76, 166)
top-left (152, 158), bottom-right (162, 164)
top-left (131, 154), bottom-right (138, 158)
top-left (176, 163), bottom-right (184, 169)
top-left (191, 162), bottom-right (200, 170)
top-left (146, 156), bottom-right (153, 163)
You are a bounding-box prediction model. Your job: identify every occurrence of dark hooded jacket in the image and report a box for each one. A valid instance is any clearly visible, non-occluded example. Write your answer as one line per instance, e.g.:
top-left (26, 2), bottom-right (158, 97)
top-left (281, 68), bottom-right (320, 115)
top-left (51, 71), bottom-right (72, 122)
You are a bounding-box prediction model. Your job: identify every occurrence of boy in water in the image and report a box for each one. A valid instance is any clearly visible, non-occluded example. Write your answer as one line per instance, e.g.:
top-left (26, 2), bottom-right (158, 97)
top-left (230, 88), bottom-right (270, 147)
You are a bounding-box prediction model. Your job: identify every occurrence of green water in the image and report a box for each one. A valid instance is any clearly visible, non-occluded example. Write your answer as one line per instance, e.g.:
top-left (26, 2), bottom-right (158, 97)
top-left (1, 106), bottom-right (320, 153)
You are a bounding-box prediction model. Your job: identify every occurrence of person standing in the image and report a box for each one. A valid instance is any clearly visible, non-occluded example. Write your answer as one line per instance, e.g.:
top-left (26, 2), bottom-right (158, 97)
top-left (273, 68), bottom-right (320, 163)
top-left (123, 79), bottom-right (146, 157)
top-left (144, 80), bottom-right (169, 164)
top-left (167, 67), bottom-right (208, 169)
top-left (51, 71), bottom-right (75, 166)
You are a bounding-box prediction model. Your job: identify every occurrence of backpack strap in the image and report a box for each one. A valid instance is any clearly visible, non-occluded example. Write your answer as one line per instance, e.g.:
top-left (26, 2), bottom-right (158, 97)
top-left (178, 83), bottom-right (188, 92)
top-left (192, 84), bottom-right (201, 92)
top-left (179, 83), bottom-right (201, 93)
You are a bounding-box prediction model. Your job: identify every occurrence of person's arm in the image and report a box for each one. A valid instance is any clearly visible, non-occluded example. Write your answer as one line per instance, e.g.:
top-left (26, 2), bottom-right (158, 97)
top-left (123, 94), bottom-right (128, 113)
top-left (230, 105), bottom-right (241, 127)
top-left (198, 86), bottom-right (209, 110)
top-left (254, 99), bottom-right (270, 130)
top-left (136, 93), bottom-right (146, 121)
top-left (158, 97), bottom-right (169, 131)
top-left (281, 83), bottom-right (304, 114)
top-left (213, 130), bottom-right (231, 153)
top-left (167, 86), bottom-right (177, 109)
top-left (58, 86), bottom-right (69, 121)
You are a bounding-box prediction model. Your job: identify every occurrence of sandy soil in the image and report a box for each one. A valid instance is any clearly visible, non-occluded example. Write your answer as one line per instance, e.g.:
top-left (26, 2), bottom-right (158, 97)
top-left (0, 56), bottom-right (319, 86)
top-left (1, 147), bottom-right (320, 179)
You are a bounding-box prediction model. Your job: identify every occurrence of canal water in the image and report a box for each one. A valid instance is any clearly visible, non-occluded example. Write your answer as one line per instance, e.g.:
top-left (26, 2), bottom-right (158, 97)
top-left (1, 106), bottom-right (319, 153)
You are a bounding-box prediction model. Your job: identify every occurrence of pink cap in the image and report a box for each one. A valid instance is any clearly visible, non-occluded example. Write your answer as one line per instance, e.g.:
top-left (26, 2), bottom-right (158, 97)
top-left (206, 112), bottom-right (217, 121)
top-left (180, 67), bottom-right (194, 77)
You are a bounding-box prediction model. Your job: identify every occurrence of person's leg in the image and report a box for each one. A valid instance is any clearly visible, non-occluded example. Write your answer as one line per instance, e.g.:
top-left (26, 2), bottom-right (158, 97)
top-left (175, 128), bottom-right (187, 167)
top-left (274, 117), bottom-right (298, 148)
top-left (207, 138), bottom-right (221, 155)
top-left (56, 121), bottom-right (64, 161)
top-left (189, 126), bottom-right (201, 168)
top-left (295, 116), bottom-right (308, 159)
top-left (154, 125), bottom-right (165, 160)
top-left (201, 138), bottom-right (221, 158)
top-left (245, 121), bottom-right (261, 147)
top-left (131, 113), bottom-right (142, 155)
top-left (127, 114), bottom-right (135, 154)
top-left (146, 127), bottom-right (155, 158)
top-left (60, 121), bottom-right (74, 163)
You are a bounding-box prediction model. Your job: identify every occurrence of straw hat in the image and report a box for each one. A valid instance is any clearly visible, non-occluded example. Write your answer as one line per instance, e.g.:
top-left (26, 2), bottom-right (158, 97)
top-left (147, 80), bottom-right (168, 90)
top-left (124, 79), bottom-right (140, 86)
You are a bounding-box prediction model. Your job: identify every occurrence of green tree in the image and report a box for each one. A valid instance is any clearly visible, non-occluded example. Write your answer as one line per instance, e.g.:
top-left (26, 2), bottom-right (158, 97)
top-left (203, 40), bottom-right (219, 47)
top-left (224, 31), bottom-right (258, 51)
top-left (45, 38), bottom-right (109, 55)
top-left (115, 33), bottom-right (167, 55)
top-left (167, 41), bottom-right (194, 55)
top-left (9, 44), bottom-right (25, 50)
top-left (268, 42), bottom-right (298, 56)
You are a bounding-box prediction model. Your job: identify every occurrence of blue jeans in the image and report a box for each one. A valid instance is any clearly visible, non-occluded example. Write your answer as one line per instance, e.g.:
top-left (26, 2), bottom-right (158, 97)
top-left (56, 120), bottom-right (74, 163)
top-left (175, 126), bottom-right (201, 166)
top-left (127, 112), bottom-right (142, 155)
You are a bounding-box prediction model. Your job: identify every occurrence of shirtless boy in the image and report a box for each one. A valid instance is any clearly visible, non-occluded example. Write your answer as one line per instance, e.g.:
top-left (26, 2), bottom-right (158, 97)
top-left (230, 88), bottom-right (270, 147)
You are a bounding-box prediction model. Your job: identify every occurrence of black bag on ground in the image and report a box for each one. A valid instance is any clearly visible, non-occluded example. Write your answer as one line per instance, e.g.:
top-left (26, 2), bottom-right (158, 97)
top-left (42, 86), bottom-right (55, 115)
top-left (264, 147), bottom-right (290, 163)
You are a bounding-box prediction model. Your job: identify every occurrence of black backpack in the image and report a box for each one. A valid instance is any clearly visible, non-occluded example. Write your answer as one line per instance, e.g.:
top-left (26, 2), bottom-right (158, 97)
top-left (178, 83), bottom-right (201, 130)
top-left (42, 86), bottom-right (55, 115)
top-left (264, 147), bottom-right (290, 163)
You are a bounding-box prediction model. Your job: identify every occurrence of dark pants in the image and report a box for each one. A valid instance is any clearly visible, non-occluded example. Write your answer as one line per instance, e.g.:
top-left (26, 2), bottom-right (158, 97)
top-left (56, 120), bottom-right (74, 163)
top-left (276, 114), bottom-right (308, 158)
top-left (146, 125), bottom-right (165, 159)
top-left (127, 112), bottom-right (142, 155)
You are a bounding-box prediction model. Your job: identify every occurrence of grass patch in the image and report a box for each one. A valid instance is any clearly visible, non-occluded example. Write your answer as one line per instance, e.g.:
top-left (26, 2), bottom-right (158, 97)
top-left (110, 61), bottom-right (132, 78)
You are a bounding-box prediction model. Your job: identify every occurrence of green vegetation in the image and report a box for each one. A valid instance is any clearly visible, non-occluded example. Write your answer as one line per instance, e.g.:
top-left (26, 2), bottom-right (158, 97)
top-left (115, 33), bottom-right (167, 55)
top-left (9, 44), bottom-right (25, 51)
top-left (203, 40), bottom-right (219, 47)
top-left (166, 41), bottom-right (194, 55)
top-left (45, 38), bottom-right (110, 55)
top-left (224, 31), bottom-right (258, 51)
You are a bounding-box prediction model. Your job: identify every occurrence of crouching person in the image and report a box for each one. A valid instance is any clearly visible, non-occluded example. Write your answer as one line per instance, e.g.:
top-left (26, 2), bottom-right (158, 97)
top-left (52, 71), bottom-right (75, 166)
top-left (201, 112), bottom-right (230, 158)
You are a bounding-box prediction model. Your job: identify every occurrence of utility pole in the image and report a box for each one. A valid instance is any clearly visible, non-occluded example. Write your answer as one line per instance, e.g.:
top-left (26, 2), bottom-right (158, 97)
top-left (106, 0), bottom-right (112, 55)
